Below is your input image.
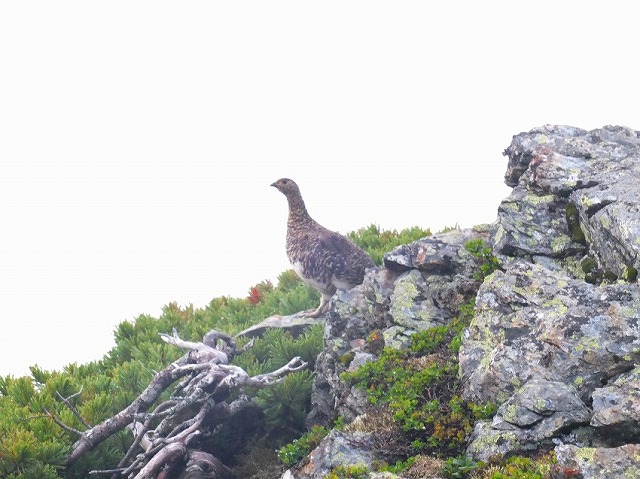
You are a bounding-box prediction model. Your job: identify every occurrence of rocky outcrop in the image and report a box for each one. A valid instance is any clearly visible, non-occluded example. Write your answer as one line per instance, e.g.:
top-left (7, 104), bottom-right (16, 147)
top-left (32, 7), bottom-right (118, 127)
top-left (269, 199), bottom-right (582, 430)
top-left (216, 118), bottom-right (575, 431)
top-left (462, 125), bottom-right (640, 473)
top-left (307, 227), bottom-right (490, 426)
top-left (460, 261), bottom-right (640, 406)
top-left (497, 124), bottom-right (640, 280)
top-left (283, 125), bottom-right (640, 479)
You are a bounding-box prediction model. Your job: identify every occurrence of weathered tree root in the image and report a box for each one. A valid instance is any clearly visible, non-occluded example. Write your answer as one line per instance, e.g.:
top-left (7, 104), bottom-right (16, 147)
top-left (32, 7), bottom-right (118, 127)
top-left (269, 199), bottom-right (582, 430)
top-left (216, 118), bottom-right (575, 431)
top-left (55, 328), bottom-right (306, 478)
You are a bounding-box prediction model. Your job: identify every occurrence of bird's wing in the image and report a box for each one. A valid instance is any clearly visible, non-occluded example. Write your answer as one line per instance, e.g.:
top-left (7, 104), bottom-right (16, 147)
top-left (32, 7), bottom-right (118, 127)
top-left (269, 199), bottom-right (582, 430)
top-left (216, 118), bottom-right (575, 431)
top-left (317, 230), bottom-right (357, 258)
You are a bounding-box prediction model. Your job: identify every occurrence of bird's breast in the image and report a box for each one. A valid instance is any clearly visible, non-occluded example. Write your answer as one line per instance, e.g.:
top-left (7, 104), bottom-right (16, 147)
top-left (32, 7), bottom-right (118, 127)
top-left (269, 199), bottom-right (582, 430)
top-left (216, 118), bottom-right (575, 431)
top-left (291, 260), bottom-right (331, 291)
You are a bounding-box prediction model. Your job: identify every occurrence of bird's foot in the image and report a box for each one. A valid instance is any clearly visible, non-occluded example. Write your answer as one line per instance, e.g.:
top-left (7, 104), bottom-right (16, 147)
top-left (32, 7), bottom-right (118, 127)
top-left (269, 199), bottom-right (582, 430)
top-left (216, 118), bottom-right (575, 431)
top-left (303, 301), bottom-right (331, 318)
top-left (302, 308), bottom-right (326, 318)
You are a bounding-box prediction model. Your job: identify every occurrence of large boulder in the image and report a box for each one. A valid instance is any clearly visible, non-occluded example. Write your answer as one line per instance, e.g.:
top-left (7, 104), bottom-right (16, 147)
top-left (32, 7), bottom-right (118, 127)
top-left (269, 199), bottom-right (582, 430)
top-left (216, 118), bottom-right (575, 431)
top-left (499, 124), bottom-right (640, 278)
top-left (282, 429), bottom-right (376, 479)
top-left (467, 379), bottom-right (591, 461)
top-left (590, 366), bottom-right (640, 441)
top-left (460, 260), bottom-right (640, 404)
top-left (461, 125), bottom-right (640, 468)
top-left (554, 444), bottom-right (640, 479)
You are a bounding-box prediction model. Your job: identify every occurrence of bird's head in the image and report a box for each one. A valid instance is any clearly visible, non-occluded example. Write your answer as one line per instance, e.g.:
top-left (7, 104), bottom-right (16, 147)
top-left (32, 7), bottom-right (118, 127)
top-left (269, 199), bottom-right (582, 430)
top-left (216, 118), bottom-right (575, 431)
top-left (270, 178), bottom-right (300, 197)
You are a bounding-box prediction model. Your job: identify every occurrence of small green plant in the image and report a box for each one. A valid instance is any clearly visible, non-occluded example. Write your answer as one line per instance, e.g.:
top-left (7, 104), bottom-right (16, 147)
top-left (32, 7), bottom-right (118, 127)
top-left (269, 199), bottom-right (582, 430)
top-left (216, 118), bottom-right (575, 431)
top-left (465, 239), bottom-right (501, 281)
top-left (324, 464), bottom-right (370, 479)
top-left (442, 455), bottom-right (481, 478)
top-left (277, 425), bottom-right (330, 467)
top-left (487, 454), bottom-right (554, 478)
top-left (376, 455), bottom-right (417, 474)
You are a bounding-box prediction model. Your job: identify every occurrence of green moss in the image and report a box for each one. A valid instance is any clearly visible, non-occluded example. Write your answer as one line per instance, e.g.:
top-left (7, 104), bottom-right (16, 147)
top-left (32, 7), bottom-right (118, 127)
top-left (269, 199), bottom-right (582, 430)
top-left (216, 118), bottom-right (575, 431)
top-left (510, 377), bottom-right (522, 389)
top-left (575, 335), bottom-right (603, 353)
top-left (624, 466), bottom-right (640, 478)
top-left (565, 203), bottom-right (586, 244)
top-left (622, 265), bottom-right (638, 282)
top-left (466, 427), bottom-right (518, 457)
top-left (502, 404), bottom-right (519, 423)
top-left (581, 256), bottom-right (597, 273)
top-left (542, 297), bottom-right (568, 316)
top-left (392, 274), bottom-right (421, 309)
top-left (485, 454), bottom-right (555, 478)
top-left (524, 193), bottom-right (555, 205)
top-left (338, 351), bottom-right (356, 366)
top-left (348, 224), bottom-right (431, 265)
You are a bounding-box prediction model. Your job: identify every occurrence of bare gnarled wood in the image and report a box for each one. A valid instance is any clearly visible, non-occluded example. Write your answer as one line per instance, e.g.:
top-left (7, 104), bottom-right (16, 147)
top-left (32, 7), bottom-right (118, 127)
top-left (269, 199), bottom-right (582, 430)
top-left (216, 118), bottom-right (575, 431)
top-left (55, 329), bottom-right (307, 478)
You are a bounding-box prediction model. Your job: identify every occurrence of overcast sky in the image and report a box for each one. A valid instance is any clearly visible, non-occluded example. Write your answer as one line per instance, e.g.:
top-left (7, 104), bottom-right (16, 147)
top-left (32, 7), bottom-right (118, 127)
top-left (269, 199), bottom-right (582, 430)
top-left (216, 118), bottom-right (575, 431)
top-left (1, 2), bottom-right (638, 377)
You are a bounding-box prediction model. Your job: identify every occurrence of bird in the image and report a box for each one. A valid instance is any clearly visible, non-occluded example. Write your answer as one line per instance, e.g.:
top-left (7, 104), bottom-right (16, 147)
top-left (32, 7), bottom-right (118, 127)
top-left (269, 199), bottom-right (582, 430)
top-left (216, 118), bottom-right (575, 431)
top-left (271, 178), bottom-right (374, 317)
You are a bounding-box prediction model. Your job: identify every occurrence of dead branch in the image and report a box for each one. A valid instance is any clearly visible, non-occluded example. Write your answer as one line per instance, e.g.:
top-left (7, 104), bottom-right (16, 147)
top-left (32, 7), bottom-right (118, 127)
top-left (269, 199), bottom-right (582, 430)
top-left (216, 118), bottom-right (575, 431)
top-left (57, 328), bottom-right (308, 478)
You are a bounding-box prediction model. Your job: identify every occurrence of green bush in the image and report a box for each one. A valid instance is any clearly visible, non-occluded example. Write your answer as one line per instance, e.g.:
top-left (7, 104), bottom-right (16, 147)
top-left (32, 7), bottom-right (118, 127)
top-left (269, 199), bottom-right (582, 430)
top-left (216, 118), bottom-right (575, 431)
top-left (349, 224), bottom-right (431, 265)
top-left (342, 299), bottom-right (495, 455)
top-left (442, 455), bottom-right (481, 478)
top-left (464, 239), bottom-right (500, 281)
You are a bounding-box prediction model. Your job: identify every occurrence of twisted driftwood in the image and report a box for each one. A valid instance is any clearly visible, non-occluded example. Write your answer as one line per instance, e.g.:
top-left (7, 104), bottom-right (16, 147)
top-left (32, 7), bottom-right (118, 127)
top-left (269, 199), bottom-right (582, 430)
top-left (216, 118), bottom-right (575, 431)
top-left (57, 329), bottom-right (307, 478)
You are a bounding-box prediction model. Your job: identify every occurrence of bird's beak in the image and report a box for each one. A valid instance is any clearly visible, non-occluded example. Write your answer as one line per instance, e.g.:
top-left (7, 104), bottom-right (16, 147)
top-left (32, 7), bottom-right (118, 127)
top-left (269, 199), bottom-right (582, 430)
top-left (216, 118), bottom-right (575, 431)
top-left (270, 182), bottom-right (277, 187)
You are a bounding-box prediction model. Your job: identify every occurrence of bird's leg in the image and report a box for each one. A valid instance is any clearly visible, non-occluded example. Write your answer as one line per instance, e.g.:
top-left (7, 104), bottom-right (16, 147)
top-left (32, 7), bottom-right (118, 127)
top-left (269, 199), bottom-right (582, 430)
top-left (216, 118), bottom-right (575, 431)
top-left (305, 293), bottom-right (332, 318)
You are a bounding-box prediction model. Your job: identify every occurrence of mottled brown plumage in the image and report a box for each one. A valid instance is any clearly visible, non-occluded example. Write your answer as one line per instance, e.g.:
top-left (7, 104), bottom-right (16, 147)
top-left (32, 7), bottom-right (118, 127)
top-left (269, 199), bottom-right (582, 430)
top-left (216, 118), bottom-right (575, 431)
top-left (271, 178), bottom-right (374, 317)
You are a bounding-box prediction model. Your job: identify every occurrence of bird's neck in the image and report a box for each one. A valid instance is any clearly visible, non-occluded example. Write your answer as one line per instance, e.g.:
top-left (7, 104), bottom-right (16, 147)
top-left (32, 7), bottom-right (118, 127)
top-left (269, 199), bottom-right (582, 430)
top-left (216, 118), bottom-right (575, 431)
top-left (286, 193), bottom-right (312, 226)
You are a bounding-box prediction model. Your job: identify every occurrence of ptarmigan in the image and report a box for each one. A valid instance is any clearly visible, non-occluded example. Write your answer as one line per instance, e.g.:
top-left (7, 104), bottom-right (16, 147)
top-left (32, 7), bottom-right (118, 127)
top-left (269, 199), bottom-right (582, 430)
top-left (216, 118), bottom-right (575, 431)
top-left (271, 178), bottom-right (374, 317)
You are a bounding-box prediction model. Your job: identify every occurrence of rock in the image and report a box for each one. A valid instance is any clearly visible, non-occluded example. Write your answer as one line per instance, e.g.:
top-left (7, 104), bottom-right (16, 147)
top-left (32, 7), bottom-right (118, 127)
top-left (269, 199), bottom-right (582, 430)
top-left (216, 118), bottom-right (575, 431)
top-left (499, 124), bottom-right (640, 278)
top-left (284, 429), bottom-right (375, 479)
top-left (591, 366), bottom-right (640, 442)
top-left (493, 186), bottom-right (586, 258)
top-left (235, 312), bottom-right (324, 338)
top-left (467, 379), bottom-right (590, 460)
top-left (460, 260), bottom-right (640, 404)
top-left (466, 421), bottom-right (521, 462)
top-left (553, 444), bottom-right (640, 479)
top-left (383, 227), bottom-right (491, 277)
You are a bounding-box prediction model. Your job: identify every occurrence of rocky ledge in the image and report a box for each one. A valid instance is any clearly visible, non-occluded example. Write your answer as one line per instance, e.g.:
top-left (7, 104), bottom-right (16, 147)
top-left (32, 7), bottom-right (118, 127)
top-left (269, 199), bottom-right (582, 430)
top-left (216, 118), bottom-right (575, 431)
top-left (285, 125), bottom-right (640, 479)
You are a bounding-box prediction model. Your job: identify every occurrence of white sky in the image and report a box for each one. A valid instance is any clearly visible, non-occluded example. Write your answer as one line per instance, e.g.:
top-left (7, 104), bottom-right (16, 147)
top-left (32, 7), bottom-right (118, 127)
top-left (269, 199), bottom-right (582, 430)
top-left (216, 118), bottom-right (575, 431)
top-left (1, 1), bottom-right (638, 377)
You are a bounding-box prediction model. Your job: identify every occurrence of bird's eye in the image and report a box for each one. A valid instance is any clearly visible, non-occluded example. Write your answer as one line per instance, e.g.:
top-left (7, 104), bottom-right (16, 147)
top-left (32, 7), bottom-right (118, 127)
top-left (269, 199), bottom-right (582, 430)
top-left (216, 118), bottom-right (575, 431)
top-left (282, 179), bottom-right (288, 184)
top-left (201, 463), bottom-right (211, 472)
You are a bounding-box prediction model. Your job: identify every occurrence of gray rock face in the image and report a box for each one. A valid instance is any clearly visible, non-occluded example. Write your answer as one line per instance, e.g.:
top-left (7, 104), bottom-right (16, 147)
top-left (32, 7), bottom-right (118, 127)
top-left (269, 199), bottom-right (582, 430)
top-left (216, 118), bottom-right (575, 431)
top-left (499, 124), bottom-right (640, 279)
top-left (591, 366), bottom-right (640, 441)
top-left (460, 125), bottom-right (640, 476)
top-left (282, 430), bottom-right (375, 479)
top-left (554, 444), bottom-right (640, 479)
top-left (467, 379), bottom-right (591, 460)
top-left (460, 260), bottom-right (640, 404)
